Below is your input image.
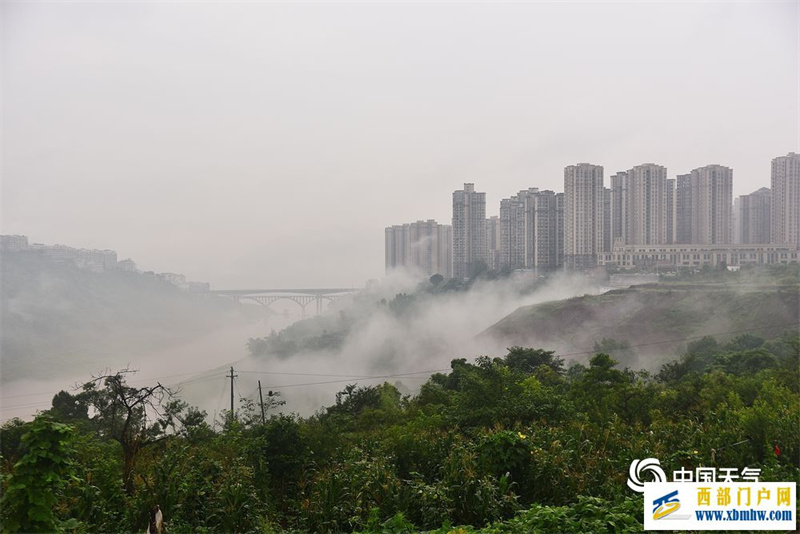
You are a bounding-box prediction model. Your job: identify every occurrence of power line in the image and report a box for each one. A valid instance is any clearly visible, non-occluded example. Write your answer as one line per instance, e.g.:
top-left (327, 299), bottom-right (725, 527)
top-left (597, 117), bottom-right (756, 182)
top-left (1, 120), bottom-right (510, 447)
top-left (237, 369), bottom-right (377, 378)
top-left (228, 367), bottom-right (238, 419)
top-left (234, 379), bottom-right (245, 402)
top-left (129, 370), bottom-right (218, 385)
top-left (214, 378), bottom-right (227, 416)
top-left (0, 391), bottom-right (61, 402)
top-left (1, 322), bottom-right (796, 413)
top-left (210, 377), bottom-right (228, 431)
top-left (0, 401), bottom-right (55, 412)
top-left (0, 373), bottom-right (227, 412)
top-left (0, 370), bottom-right (223, 402)
top-left (236, 369), bottom-right (444, 379)
top-left (251, 323), bottom-right (799, 390)
top-left (175, 374), bottom-right (226, 387)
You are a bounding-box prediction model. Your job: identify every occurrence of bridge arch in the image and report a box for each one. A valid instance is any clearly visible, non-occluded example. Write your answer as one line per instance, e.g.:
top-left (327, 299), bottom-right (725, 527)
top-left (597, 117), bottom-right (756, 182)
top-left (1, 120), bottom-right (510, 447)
top-left (219, 288), bottom-right (358, 319)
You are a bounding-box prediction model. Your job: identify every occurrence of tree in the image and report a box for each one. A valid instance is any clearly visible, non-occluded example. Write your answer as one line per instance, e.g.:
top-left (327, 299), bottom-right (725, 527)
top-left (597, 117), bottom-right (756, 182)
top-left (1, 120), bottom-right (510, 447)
top-left (232, 392), bottom-right (286, 429)
top-left (0, 418), bottom-right (29, 473)
top-left (505, 347), bottom-right (565, 376)
top-left (80, 370), bottom-right (185, 495)
top-left (47, 390), bottom-right (90, 422)
top-left (468, 259), bottom-right (489, 280)
top-left (724, 333), bottom-right (765, 352)
top-left (592, 338), bottom-right (637, 367)
top-left (1, 416), bottom-right (78, 533)
top-left (571, 353), bottom-right (629, 422)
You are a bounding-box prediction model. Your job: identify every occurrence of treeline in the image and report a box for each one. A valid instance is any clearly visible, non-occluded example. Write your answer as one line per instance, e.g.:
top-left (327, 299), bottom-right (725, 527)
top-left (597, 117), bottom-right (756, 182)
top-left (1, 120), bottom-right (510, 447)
top-left (1, 332), bottom-right (798, 533)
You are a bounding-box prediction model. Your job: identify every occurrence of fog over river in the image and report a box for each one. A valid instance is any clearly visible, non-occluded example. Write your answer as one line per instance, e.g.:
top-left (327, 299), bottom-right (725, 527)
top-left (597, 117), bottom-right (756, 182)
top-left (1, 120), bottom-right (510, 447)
top-left (1, 273), bottom-right (603, 424)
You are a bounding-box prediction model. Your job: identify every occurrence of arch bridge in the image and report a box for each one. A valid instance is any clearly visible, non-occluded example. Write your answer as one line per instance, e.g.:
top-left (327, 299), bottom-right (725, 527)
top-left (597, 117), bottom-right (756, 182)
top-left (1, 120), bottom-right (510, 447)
top-left (208, 288), bottom-right (360, 318)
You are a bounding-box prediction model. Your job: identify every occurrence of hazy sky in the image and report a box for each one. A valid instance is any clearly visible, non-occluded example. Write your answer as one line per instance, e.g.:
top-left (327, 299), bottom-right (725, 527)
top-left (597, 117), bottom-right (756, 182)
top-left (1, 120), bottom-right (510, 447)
top-left (2, 1), bottom-right (798, 288)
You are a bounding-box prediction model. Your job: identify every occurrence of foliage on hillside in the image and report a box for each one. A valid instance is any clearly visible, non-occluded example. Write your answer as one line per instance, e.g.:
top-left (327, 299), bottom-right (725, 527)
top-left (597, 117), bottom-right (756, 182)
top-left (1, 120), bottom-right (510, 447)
top-left (485, 282), bottom-right (799, 370)
top-left (2, 329), bottom-right (798, 533)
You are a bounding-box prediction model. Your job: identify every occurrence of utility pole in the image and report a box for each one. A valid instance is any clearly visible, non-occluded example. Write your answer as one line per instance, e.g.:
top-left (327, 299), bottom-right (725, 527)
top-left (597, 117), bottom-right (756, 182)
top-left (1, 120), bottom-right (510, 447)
top-left (227, 366), bottom-right (238, 422)
top-left (258, 380), bottom-right (266, 425)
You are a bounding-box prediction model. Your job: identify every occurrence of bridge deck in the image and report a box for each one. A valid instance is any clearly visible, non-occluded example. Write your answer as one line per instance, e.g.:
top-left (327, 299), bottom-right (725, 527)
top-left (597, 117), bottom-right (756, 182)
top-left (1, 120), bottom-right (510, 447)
top-left (208, 288), bottom-right (360, 296)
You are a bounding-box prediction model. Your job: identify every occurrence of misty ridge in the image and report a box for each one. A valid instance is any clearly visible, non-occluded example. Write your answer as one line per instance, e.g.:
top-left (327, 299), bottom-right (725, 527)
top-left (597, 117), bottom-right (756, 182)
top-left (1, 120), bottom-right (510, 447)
top-left (485, 273), bottom-right (800, 371)
top-left (3, 242), bottom-right (798, 423)
top-left (0, 252), bottom-right (253, 383)
top-left (208, 266), bottom-right (799, 419)
top-left (0, 250), bottom-right (274, 423)
top-left (1, 245), bottom-right (604, 421)
top-left (179, 269), bottom-right (606, 419)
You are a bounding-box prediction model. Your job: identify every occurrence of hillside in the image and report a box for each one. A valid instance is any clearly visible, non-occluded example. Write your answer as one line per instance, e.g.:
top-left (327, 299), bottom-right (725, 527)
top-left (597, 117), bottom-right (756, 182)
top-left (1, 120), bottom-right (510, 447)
top-left (482, 282), bottom-right (800, 369)
top-left (0, 252), bottom-right (254, 381)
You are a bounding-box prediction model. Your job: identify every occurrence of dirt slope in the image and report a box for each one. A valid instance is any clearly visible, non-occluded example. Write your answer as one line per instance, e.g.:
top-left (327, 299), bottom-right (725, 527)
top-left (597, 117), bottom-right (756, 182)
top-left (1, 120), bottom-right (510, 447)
top-left (481, 284), bottom-right (800, 370)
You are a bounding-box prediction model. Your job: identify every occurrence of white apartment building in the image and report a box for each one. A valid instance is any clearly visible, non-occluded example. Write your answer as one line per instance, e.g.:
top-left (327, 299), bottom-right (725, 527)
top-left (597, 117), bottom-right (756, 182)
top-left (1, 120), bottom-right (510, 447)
top-left (486, 216), bottom-right (501, 271)
top-left (385, 220), bottom-right (453, 278)
top-left (740, 187), bottom-right (771, 244)
top-left (564, 163), bottom-right (605, 269)
top-left (771, 152), bottom-right (800, 247)
top-left (452, 183), bottom-right (487, 278)
top-left (610, 164), bottom-right (668, 246)
top-left (499, 188), bottom-right (564, 272)
top-left (675, 165), bottom-right (733, 245)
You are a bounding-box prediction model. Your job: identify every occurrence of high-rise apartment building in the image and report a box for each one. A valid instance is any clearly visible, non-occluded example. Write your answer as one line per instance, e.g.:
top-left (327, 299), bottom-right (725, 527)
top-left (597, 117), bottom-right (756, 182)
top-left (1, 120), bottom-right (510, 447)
top-left (499, 189), bottom-right (536, 269)
top-left (452, 183), bottom-right (487, 278)
top-left (564, 163), bottom-right (604, 269)
top-left (603, 187), bottom-right (613, 252)
top-left (525, 190), bottom-right (564, 271)
top-left (486, 216), bottom-right (501, 270)
top-left (610, 172), bottom-right (627, 248)
top-left (610, 164), bottom-right (667, 246)
top-left (385, 220), bottom-right (453, 278)
top-left (771, 152), bottom-right (800, 247)
top-left (666, 178), bottom-right (676, 244)
top-left (675, 174), bottom-right (693, 244)
top-left (675, 165), bottom-right (733, 244)
top-left (436, 226), bottom-right (454, 278)
top-left (498, 188), bottom-right (565, 272)
top-left (739, 187), bottom-right (771, 244)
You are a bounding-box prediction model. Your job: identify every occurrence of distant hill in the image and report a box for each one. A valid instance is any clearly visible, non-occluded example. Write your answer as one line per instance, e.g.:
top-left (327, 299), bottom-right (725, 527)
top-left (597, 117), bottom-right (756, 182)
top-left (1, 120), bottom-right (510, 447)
top-left (0, 252), bottom-right (253, 381)
top-left (482, 282), bottom-right (800, 370)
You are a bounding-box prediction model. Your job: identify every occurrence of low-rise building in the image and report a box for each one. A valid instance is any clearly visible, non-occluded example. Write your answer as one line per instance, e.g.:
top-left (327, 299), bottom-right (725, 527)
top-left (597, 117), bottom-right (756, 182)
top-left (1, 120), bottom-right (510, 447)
top-left (188, 281), bottom-right (211, 292)
top-left (117, 258), bottom-right (138, 272)
top-left (600, 243), bottom-right (799, 269)
top-left (159, 272), bottom-right (188, 288)
top-left (0, 235), bottom-right (29, 252)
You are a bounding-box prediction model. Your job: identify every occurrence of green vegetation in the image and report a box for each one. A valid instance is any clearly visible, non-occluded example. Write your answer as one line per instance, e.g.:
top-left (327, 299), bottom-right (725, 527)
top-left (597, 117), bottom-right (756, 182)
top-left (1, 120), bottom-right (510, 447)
top-left (0, 417), bottom-right (79, 533)
top-left (486, 283), bottom-right (800, 370)
top-left (2, 331), bottom-right (798, 533)
top-left (660, 263), bottom-right (800, 286)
